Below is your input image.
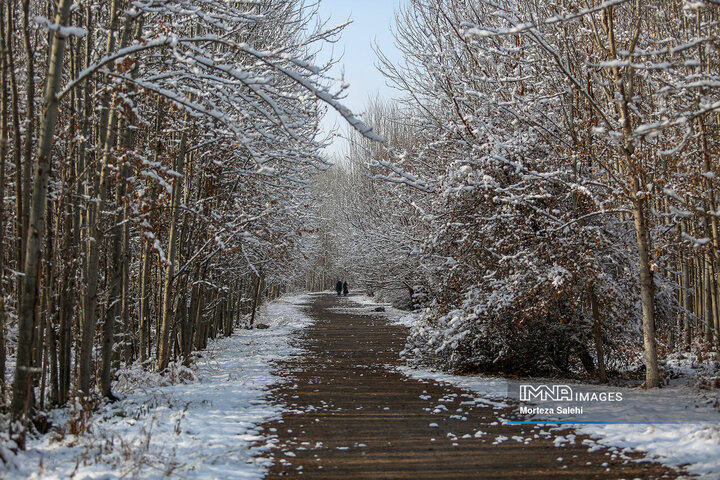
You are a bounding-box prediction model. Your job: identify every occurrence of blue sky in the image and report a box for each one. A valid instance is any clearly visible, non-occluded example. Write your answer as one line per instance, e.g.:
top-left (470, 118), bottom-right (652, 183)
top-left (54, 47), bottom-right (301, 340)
top-left (315, 0), bottom-right (405, 157)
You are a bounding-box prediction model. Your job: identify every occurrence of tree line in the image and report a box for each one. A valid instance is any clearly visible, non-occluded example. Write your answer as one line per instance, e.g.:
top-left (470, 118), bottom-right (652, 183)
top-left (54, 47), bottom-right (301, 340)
top-left (0, 0), bottom-right (380, 449)
top-left (330, 0), bottom-right (720, 387)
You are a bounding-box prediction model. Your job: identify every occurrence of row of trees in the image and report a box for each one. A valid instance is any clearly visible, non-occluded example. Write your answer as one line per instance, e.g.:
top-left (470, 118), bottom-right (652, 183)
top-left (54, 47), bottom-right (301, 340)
top-left (334, 0), bottom-right (720, 386)
top-left (0, 0), bottom-right (379, 449)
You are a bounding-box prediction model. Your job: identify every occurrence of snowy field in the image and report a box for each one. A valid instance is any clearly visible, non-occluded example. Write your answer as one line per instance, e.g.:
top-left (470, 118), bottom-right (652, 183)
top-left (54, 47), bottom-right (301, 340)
top-left (3, 293), bottom-right (314, 480)
top-left (351, 295), bottom-right (720, 479)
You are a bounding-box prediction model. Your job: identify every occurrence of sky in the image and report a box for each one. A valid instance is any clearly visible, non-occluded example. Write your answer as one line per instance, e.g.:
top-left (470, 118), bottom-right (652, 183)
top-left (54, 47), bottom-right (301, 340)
top-left (314, 0), bottom-right (405, 158)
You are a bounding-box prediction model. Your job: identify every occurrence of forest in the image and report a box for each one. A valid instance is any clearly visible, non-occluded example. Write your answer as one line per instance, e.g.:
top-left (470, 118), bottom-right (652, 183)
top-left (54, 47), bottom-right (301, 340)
top-left (321, 0), bottom-right (720, 388)
top-left (1, 0), bottom-right (720, 460)
top-left (0, 0), bottom-right (383, 449)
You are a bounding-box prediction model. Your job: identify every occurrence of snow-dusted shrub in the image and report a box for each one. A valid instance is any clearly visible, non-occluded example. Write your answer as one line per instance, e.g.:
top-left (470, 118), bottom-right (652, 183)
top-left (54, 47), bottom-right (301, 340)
top-left (376, 0), bottom-right (687, 379)
top-left (398, 138), bottom-right (668, 376)
top-left (113, 358), bottom-right (199, 398)
top-left (411, 284), bottom-right (431, 310)
top-left (67, 395), bottom-right (101, 436)
top-left (403, 260), bottom-right (645, 376)
top-left (376, 287), bottom-right (414, 310)
top-left (403, 307), bottom-right (584, 375)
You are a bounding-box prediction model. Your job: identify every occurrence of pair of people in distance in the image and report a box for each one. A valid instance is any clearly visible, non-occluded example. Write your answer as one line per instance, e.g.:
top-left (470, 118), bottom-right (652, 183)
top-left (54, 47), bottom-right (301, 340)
top-left (336, 280), bottom-right (349, 296)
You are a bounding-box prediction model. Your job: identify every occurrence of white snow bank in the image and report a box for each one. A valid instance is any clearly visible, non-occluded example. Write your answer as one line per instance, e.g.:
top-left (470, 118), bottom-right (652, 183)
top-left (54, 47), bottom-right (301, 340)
top-left (348, 294), bottom-right (419, 327)
top-left (349, 295), bottom-right (720, 479)
top-left (400, 366), bottom-right (720, 477)
top-left (574, 423), bottom-right (720, 477)
top-left (395, 365), bottom-right (511, 410)
top-left (5, 293), bottom-right (313, 480)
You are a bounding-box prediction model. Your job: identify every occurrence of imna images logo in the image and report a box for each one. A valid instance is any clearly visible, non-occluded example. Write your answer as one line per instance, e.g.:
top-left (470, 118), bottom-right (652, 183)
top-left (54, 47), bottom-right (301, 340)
top-left (518, 384), bottom-right (623, 403)
top-left (519, 384), bottom-right (573, 402)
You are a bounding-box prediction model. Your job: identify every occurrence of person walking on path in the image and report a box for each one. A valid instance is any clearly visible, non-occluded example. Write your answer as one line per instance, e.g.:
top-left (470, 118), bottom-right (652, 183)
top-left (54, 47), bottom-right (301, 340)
top-left (336, 280), bottom-right (343, 296)
top-left (343, 281), bottom-right (349, 296)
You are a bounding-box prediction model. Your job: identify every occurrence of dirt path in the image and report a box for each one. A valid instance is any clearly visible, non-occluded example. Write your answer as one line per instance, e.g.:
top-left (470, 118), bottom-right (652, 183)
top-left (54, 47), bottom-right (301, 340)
top-left (259, 293), bottom-right (679, 479)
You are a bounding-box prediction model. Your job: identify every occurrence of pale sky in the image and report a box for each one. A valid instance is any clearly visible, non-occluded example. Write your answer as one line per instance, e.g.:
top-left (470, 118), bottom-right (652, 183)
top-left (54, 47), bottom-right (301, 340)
top-left (315, 0), bottom-right (405, 158)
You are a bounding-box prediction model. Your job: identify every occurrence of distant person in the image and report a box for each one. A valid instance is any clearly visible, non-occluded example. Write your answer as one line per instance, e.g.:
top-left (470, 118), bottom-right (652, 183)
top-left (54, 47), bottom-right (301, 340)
top-left (343, 281), bottom-right (349, 296)
top-left (336, 280), bottom-right (343, 296)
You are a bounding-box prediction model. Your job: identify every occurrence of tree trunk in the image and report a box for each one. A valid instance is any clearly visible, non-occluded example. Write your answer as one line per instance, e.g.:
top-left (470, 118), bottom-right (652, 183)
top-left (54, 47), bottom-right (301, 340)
top-left (11, 0), bottom-right (74, 448)
top-left (6, 3), bottom-right (24, 314)
top-left (138, 189), bottom-right (155, 363)
top-left (705, 253), bottom-right (714, 344)
top-left (38, 196), bottom-right (57, 410)
top-left (191, 276), bottom-right (206, 350)
top-left (139, 99), bottom-right (165, 363)
top-left (0, 1), bottom-right (8, 397)
top-left (249, 273), bottom-right (263, 328)
top-left (99, 145), bottom-right (127, 400)
top-left (20, 0), bottom-right (34, 259)
top-left (79, 3), bottom-right (132, 395)
top-left (680, 222), bottom-right (693, 348)
top-left (57, 192), bottom-right (74, 404)
top-left (632, 183), bottom-right (659, 389)
top-left (120, 192), bottom-right (132, 364)
top-left (590, 288), bottom-right (607, 383)
top-left (157, 125), bottom-right (188, 371)
top-left (183, 279), bottom-right (200, 360)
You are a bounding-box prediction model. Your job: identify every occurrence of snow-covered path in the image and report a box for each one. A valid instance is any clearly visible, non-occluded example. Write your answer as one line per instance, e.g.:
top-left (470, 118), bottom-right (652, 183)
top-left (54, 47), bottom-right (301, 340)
top-left (7, 292), bottom-right (704, 479)
top-left (9, 294), bottom-right (314, 479)
top-left (258, 293), bottom-right (678, 479)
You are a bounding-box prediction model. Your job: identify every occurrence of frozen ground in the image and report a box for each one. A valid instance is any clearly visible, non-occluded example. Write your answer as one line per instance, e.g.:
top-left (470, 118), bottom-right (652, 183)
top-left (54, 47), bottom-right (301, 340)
top-left (6, 292), bottom-right (720, 478)
top-left (2, 292), bottom-right (315, 480)
top-left (353, 295), bottom-right (720, 478)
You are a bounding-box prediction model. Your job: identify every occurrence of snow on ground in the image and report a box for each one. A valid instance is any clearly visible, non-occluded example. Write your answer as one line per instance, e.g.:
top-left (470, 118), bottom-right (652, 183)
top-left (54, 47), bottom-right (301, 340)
top-left (344, 294), bottom-right (418, 327)
top-left (4, 293), bottom-right (314, 480)
top-left (351, 294), bottom-right (720, 479)
top-left (397, 364), bottom-right (720, 477)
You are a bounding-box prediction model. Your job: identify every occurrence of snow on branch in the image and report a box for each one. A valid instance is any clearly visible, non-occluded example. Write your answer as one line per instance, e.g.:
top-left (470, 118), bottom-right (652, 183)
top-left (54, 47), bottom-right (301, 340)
top-left (369, 158), bottom-right (434, 193)
top-left (34, 15), bottom-right (87, 38)
top-left (248, 48), bottom-right (385, 142)
top-left (681, 233), bottom-right (712, 248)
top-left (460, 0), bottom-right (629, 39)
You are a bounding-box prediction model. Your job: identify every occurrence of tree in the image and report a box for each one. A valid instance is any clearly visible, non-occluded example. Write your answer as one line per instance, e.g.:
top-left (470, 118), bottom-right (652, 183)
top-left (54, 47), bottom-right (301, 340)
top-left (3, 0), bottom-right (381, 448)
top-left (351, 0), bottom-right (720, 385)
top-left (11, 0), bottom-right (75, 447)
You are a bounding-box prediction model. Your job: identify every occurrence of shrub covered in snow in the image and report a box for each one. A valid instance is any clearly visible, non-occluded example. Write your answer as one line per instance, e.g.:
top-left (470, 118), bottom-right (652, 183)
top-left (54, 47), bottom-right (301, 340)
top-left (400, 151), bottom-right (680, 376)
